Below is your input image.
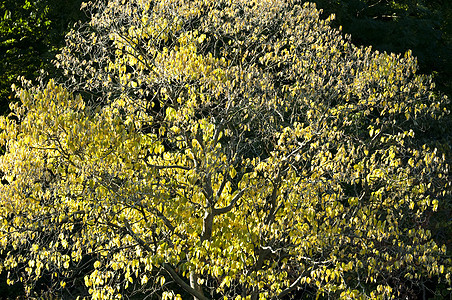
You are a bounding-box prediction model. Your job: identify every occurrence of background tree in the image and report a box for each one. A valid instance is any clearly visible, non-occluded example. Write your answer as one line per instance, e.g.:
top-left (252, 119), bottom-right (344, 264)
top-left (0, 0), bottom-right (451, 299)
top-left (309, 0), bottom-right (452, 97)
top-left (0, 0), bottom-right (86, 114)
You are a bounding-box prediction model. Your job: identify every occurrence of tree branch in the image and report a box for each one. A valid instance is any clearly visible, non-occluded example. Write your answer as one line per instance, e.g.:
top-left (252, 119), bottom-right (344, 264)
top-left (146, 164), bottom-right (191, 170)
top-left (162, 263), bottom-right (209, 300)
top-left (123, 220), bottom-right (208, 300)
top-left (213, 188), bottom-right (245, 215)
top-left (276, 274), bottom-right (303, 299)
top-left (215, 170), bottom-right (229, 201)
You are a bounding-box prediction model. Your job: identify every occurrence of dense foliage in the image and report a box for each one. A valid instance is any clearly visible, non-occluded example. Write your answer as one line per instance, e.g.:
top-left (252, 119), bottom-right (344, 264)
top-left (307, 0), bottom-right (452, 263)
top-left (310, 0), bottom-right (452, 97)
top-left (0, 0), bottom-right (451, 299)
top-left (0, 0), bottom-right (85, 114)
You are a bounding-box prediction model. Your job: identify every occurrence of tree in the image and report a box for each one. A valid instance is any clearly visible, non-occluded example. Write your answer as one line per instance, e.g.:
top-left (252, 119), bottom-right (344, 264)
top-left (308, 0), bottom-right (452, 100)
top-left (0, 0), bottom-right (86, 115)
top-left (310, 0), bottom-right (452, 285)
top-left (0, 0), bottom-right (451, 299)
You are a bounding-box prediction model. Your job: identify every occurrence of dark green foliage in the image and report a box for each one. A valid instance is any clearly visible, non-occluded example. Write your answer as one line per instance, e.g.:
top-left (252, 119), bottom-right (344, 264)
top-left (0, 0), bottom-right (86, 114)
top-left (310, 0), bottom-right (452, 97)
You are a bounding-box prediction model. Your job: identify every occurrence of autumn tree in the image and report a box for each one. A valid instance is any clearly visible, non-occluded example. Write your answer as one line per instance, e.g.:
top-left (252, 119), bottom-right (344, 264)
top-left (0, 0), bottom-right (451, 299)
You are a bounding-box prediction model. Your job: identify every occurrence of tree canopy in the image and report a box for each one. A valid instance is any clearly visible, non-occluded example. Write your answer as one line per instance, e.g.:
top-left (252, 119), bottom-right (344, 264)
top-left (310, 0), bottom-right (452, 98)
top-left (0, 0), bottom-right (86, 114)
top-left (0, 0), bottom-right (451, 299)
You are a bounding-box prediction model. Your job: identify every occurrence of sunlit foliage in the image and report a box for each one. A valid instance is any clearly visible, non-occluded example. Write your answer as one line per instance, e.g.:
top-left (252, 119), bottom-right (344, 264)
top-left (0, 0), bottom-right (451, 299)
